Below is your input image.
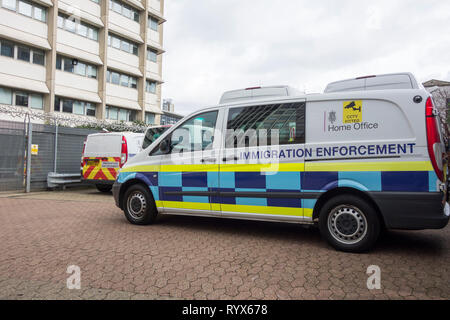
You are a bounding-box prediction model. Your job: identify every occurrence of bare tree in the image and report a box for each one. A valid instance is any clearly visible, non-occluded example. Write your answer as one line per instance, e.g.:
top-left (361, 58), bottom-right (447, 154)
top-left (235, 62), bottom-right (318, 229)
top-left (429, 87), bottom-right (450, 146)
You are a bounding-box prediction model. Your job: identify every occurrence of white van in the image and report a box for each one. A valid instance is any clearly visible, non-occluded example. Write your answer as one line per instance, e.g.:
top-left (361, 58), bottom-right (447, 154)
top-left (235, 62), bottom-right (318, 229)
top-left (82, 132), bottom-right (144, 192)
top-left (112, 73), bottom-right (449, 252)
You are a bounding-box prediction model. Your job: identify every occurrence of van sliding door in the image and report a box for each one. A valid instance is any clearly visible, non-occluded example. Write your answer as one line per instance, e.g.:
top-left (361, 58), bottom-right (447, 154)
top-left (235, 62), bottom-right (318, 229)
top-left (219, 100), bottom-right (309, 222)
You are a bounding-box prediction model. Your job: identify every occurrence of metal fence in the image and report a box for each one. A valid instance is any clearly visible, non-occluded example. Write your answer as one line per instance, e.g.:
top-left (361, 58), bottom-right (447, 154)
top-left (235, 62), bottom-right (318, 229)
top-left (29, 123), bottom-right (100, 190)
top-left (0, 105), bottom-right (149, 192)
top-left (0, 119), bottom-right (99, 191)
top-left (0, 120), bottom-right (26, 192)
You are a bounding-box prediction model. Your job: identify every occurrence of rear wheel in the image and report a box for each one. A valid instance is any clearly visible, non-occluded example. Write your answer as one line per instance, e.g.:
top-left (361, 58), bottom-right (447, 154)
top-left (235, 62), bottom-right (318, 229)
top-left (96, 184), bottom-right (112, 193)
top-left (318, 195), bottom-right (380, 253)
top-left (123, 184), bottom-right (157, 225)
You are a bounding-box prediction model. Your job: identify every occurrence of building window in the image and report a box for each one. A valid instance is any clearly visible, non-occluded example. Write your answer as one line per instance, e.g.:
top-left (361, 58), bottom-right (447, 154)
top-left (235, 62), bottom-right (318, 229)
top-left (108, 34), bottom-right (138, 55)
top-left (17, 46), bottom-right (30, 62)
top-left (33, 5), bottom-right (45, 21)
top-left (0, 39), bottom-right (45, 65)
top-left (148, 16), bottom-right (158, 31)
top-left (106, 106), bottom-right (136, 122)
top-left (146, 80), bottom-right (157, 94)
top-left (15, 91), bottom-right (29, 107)
top-left (0, 40), bottom-right (14, 58)
top-left (87, 65), bottom-right (97, 79)
top-left (18, 0), bottom-right (32, 17)
top-left (63, 57), bottom-right (74, 72)
top-left (2, 0), bottom-right (46, 22)
top-left (0, 86), bottom-right (43, 109)
top-left (106, 106), bottom-right (118, 120)
top-left (147, 49), bottom-right (157, 63)
top-left (54, 96), bottom-right (96, 116)
top-left (30, 93), bottom-right (43, 109)
top-left (74, 62), bottom-right (86, 76)
top-left (145, 112), bottom-right (155, 125)
top-left (32, 49), bottom-right (45, 65)
top-left (56, 55), bottom-right (97, 79)
top-left (161, 114), bottom-right (181, 125)
top-left (109, 0), bottom-right (140, 22)
top-left (58, 14), bottom-right (99, 41)
top-left (109, 70), bottom-right (120, 85)
top-left (0, 87), bottom-right (12, 104)
top-left (1, 0), bottom-right (16, 11)
top-left (162, 99), bottom-right (174, 112)
top-left (62, 99), bottom-right (72, 113)
top-left (106, 70), bottom-right (137, 89)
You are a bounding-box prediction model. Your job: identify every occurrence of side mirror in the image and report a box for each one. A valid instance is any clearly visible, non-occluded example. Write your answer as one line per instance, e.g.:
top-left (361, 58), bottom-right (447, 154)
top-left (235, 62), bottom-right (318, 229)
top-left (160, 139), bottom-right (171, 154)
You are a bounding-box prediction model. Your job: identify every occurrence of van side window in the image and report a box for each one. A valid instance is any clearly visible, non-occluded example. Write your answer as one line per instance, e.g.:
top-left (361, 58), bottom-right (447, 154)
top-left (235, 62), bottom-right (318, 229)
top-left (143, 127), bottom-right (168, 149)
top-left (151, 111), bottom-right (218, 155)
top-left (226, 102), bottom-right (305, 148)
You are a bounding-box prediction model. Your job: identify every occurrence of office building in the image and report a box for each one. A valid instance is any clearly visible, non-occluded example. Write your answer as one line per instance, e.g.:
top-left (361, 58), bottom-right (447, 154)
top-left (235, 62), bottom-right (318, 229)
top-left (0, 0), bottom-right (165, 125)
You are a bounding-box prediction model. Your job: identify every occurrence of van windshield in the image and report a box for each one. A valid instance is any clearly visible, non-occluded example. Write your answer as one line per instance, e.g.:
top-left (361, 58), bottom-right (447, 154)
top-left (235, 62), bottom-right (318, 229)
top-left (143, 127), bottom-right (170, 149)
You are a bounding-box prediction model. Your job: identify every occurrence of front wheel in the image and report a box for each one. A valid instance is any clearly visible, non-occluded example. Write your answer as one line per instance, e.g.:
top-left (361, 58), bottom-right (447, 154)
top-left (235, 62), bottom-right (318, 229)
top-left (318, 195), bottom-right (380, 253)
top-left (123, 184), bottom-right (157, 225)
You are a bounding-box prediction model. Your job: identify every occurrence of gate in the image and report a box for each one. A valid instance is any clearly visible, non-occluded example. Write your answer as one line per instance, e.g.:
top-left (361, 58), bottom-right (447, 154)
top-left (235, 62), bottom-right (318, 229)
top-left (0, 120), bottom-right (26, 192)
top-left (0, 105), bottom-right (146, 192)
top-left (0, 119), bottom-right (100, 192)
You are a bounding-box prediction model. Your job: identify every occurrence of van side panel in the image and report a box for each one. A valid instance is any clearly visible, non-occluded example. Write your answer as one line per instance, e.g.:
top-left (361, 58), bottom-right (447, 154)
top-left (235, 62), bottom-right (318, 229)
top-left (305, 90), bottom-right (448, 230)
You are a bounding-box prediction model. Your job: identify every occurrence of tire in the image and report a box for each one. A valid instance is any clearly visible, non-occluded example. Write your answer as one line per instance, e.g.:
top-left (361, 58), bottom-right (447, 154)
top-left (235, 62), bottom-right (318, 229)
top-left (96, 184), bottom-right (112, 193)
top-left (123, 184), bottom-right (157, 225)
top-left (318, 195), bottom-right (380, 253)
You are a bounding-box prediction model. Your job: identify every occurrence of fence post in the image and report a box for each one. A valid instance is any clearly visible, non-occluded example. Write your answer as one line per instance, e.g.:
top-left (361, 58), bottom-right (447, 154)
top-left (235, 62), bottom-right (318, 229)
top-left (26, 121), bottom-right (32, 193)
top-left (54, 122), bottom-right (58, 173)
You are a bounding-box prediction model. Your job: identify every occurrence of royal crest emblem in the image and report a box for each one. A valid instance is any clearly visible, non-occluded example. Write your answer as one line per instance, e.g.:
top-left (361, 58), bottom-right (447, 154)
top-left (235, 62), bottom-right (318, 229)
top-left (328, 111), bottom-right (337, 124)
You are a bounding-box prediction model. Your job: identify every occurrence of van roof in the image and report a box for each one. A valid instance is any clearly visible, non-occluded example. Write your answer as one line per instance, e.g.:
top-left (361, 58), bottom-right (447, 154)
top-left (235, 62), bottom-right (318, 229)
top-left (219, 85), bottom-right (303, 104)
top-left (324, 72), bottom-right (421, 93)
top-left (87, 132), bottom-right (144, 138)
top-left (176, 72), bottom-right (426, 122)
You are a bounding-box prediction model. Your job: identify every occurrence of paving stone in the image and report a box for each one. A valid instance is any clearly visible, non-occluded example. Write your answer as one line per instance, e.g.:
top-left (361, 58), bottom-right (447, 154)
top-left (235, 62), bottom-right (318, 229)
top-left (0, 190), bottom-right (448, 300)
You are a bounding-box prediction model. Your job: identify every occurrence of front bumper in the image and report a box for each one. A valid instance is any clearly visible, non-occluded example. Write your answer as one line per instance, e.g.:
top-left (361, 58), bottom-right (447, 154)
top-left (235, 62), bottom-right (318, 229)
top-left (112, 181), bottom-right (122, 209)
top-left (83, 179), bottom-right (115, 185)
top-left (369, 192), bottom-right (450, 230)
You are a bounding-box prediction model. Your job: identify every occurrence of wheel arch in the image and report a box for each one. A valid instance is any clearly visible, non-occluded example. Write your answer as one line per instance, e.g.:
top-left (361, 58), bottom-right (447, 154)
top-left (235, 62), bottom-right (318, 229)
top-left (312, 187), bottom-right (385, 228)
top-left (119, 178), bottom-right (153, 209)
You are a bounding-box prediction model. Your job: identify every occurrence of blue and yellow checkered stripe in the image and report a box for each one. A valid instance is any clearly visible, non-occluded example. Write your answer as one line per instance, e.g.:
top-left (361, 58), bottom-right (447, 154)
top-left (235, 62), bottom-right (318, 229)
top-left (118, 161), bottom-right (437, 218)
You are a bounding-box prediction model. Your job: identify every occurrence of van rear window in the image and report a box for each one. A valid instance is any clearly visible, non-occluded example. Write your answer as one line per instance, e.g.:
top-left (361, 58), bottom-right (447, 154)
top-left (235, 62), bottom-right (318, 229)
top-left (84, 135), bottom-right (122, 157)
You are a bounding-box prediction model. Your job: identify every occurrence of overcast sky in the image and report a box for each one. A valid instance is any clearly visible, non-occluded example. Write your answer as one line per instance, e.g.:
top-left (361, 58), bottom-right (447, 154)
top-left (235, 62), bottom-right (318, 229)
top-left (162, 0), bottom-right (450, 116)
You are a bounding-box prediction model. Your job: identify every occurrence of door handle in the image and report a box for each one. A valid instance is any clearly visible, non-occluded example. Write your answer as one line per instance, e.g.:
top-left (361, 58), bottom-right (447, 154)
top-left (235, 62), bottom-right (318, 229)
top-left (201, 158), bottom-right (216, 163)
top-left (222, 156), bottom-right (239, 162)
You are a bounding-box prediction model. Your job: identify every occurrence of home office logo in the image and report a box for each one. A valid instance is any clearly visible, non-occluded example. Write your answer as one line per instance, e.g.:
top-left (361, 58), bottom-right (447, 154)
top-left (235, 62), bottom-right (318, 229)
top-left (326, 100), bottom-right (379, 133)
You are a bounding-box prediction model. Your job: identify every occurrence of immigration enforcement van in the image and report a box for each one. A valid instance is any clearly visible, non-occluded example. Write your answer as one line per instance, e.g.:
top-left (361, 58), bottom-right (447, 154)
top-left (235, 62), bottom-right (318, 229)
top-left (112, 72), bottom-right (449, 252)
top-left (82, 132), bottom-right (144, 192)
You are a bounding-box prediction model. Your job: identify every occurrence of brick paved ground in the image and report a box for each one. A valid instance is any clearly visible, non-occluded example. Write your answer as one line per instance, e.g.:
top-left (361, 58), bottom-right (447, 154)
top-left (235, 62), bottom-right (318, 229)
top-left (0, 188), bottom-right (449, 300)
